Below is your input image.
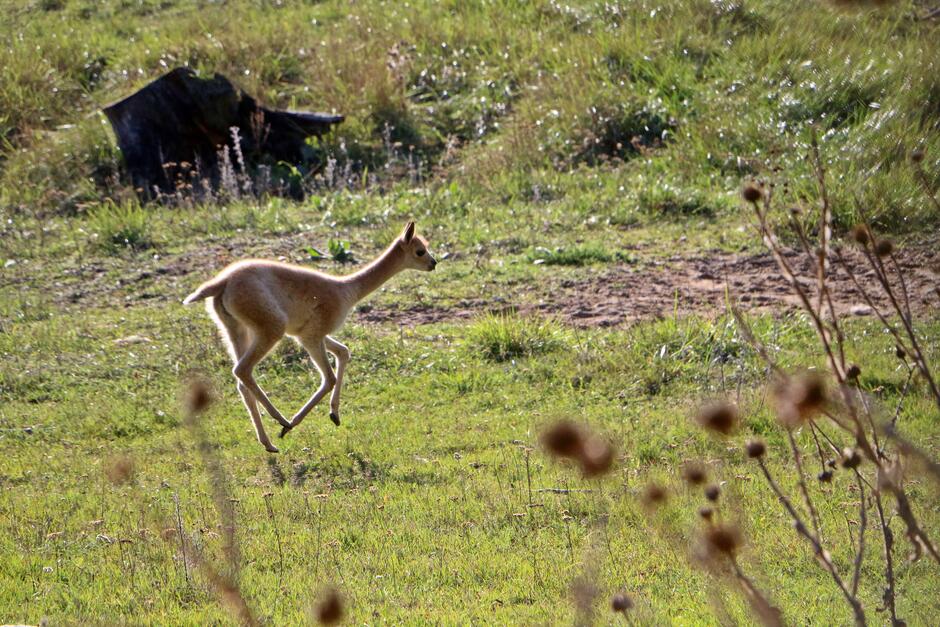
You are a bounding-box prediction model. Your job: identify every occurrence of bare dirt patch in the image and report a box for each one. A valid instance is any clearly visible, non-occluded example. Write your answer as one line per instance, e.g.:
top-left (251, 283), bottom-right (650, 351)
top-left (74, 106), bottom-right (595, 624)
top-left (357, 245), bottom-right (939, 328)
top-left (7, 237), bottom-right (937, 328)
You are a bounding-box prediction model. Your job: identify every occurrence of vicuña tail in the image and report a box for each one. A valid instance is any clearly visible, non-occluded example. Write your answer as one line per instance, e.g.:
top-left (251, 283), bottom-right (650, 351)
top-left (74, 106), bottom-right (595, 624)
top-left (182, 277), bottom-right (227, 305)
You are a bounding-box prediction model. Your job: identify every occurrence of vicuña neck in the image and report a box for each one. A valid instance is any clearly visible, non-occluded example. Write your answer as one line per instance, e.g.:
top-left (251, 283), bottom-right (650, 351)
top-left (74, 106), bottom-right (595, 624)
top-left (342, 241), bottom-right (405, 303)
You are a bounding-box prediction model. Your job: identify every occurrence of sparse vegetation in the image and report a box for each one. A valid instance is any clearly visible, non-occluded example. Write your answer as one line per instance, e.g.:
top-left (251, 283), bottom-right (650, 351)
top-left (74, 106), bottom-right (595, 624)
top-left (305, 239), bottom-right (356, 264)
top-left (87, 200), bottom-right (153, 253)
top-left (527, 244), bottom-right (632, 266)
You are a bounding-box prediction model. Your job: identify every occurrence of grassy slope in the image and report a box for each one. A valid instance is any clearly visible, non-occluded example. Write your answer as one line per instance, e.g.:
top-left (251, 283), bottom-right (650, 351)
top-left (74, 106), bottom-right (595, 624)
top-left (1, 0), bottom-right (939, 624)
top-left (1, 0), bottom-right (938, 236)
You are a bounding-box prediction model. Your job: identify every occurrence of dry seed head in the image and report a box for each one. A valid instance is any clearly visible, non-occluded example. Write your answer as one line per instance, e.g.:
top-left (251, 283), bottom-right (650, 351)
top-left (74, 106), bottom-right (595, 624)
top-left (104, 455), bottom-right (135, 486)
top-left (315, 588), bottom-right (344, 625)
top-left (846, 364), bottom-right (861, 380)
top-left (540, 420), bottom-right (584, 458)
top-left (541, 420), bottom-right (615, 478)
top-left (704, 484), bottom-right (721, 502)
top-left (841, 448), bottom-right (862, 470)
top-left (895, 346), bottom-right (907, 360)
top-left (742, 184), bottom-right (763, 203)
top-left (184, 377), bottom-right (215, 416)
top-left (682, 462), bottom-right (708, 486)
top-left (641, 483), bottom-right (668, 508)
top-left (695, 402), bottom-right (739, 436)
top-left (874, 239), bottom-right (894, 258)
top-left (773, 374), bottom-right (826, 429)
top-left (911, 148), bottom-right (925, 163)
top-left (698, 506), bottom-right (714, 521)
top-left (580, 436), bottom-right (615, 478)
top-left (817, 470), bottom-right (833, 483)
top-left (705, 524), bottom-right (743, 557)
top-left (795, 375), bottom-right (826, 411)
top-left (850, 224), bottom-right (870, 246)
top-left (611, 593), bottom-right (634, 613)
top-left (745, 439), bottom-right (766, 459)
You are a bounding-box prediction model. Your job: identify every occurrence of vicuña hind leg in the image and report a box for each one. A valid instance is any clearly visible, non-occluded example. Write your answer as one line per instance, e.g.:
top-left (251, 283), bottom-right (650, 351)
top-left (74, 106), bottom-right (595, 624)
top-left (280, 336), bottom-right (335, 438)
top-left (232, 329), bottom-right (292, 432)
top-left (236, 380), bottom-right (278, 453)
top-left (211, 299), bottom-right (279, 452)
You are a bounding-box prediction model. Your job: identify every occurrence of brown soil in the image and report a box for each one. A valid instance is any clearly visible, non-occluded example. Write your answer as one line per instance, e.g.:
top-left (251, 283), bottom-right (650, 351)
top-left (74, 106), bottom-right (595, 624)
top-left (357, 246), bottom-right (939, 328)
top-left (8, 236), bottom-right (937, 328)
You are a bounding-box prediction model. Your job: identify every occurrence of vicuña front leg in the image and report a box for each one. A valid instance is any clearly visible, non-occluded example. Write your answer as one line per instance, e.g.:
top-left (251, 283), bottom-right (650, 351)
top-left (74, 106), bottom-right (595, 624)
top-left (324, 336), bottom-right (349, 426)
top-left (280, 337), bottom-right (335, 438)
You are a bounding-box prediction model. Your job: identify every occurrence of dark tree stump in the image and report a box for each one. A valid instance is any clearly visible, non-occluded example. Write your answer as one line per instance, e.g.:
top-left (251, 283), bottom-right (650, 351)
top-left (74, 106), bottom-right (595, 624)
top-left (102, 67), bottom-right (344, 197)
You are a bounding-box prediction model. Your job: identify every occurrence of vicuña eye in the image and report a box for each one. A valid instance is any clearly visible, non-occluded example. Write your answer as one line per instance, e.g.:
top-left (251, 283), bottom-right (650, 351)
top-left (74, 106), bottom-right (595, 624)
top-left (416, 250), bottom-right (426, 256)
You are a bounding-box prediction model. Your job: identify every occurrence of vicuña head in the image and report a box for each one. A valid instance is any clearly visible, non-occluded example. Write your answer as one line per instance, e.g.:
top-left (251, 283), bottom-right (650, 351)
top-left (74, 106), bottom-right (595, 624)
top-left (182, 221), bottom-right (436, 452)
top-left (396, 221), bottom-right (437, 272)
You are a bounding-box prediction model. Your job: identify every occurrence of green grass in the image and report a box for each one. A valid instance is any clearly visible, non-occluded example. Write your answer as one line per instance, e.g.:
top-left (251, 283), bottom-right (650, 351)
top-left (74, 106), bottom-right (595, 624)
top-left (465, 313), bottom-right (564, 362)
top-left (0, 301), bottom-right (937, 624)
top-left (87, 200), bottom-right (154, 253)
top-left (526, 244), bottom-right (633, 266)
top-left (1, 0), bottom-right (939, 624)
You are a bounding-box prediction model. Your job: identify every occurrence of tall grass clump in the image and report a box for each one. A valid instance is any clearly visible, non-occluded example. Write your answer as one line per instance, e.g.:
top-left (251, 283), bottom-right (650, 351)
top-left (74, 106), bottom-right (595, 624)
top-left (87, 200), bottom-right (153, 253)
top-left (527, 244), bottom-right (630, 266)
top-left (0, 116), bottom-right (122, 217)
top-left (466, 313), bottom-right (563, 362)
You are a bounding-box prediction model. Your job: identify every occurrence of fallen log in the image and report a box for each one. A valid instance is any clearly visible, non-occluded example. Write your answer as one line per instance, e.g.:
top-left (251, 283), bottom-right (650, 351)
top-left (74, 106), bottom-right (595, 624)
top-left (103, 67), bottom-right (343, 197)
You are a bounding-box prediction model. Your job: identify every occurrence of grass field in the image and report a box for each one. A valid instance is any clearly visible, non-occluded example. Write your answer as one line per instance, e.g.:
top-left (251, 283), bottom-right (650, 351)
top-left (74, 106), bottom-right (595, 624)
top-left (1, 0), bottom-right (939, 625)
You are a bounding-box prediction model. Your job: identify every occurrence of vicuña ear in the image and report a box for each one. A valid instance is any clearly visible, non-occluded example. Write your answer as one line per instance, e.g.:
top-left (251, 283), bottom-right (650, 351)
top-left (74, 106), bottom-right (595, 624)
top-left (402, 221), bottom-right (415, 243)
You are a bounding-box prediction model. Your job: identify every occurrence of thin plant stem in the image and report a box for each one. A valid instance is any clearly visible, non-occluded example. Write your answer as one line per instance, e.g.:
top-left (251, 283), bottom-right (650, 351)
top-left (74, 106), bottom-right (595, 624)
top-left (730, 558), bottom-right (784, 627)
top-left (891, 367), bottom-right (915, 428)
top-left (174, 493), bottom-right (191, 588)
top-left (263, 494), bottom-right (285, 581)
top-left (787, 430), bottom-right (822, 541)
top-left (756, 459), bottom-right (866, 626)
top-left (850, 470), bottom-right (866, 598)
top-left (873, 490), bottom-right (901, 626)
top-left (913, 163), bottom-right (940, 213)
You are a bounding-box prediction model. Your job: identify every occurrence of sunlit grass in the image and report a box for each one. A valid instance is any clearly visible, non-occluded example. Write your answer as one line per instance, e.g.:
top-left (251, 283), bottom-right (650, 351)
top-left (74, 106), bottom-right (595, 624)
top-left (1, 1), bottom-right (939, 623)
top-left (0, 301), bottom-right (937, 623)
top-left (1, 0), bottom-right (938, 233)
top-left (465, 312), bottom-right (564, 362)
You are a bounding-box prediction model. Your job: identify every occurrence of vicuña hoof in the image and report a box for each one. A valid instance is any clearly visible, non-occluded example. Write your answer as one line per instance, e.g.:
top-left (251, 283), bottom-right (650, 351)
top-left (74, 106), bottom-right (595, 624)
top-left (279, 424), bottom-right (293, 438)
top-left (265, 444), bottom-right (280, 453)
top-left (330, 412), bottom-right (341, 426)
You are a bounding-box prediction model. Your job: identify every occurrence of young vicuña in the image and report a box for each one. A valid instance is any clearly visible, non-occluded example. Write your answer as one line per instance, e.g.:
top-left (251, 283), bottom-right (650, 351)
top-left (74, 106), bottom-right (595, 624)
top-left (183, 222), bottom-right (436, 452)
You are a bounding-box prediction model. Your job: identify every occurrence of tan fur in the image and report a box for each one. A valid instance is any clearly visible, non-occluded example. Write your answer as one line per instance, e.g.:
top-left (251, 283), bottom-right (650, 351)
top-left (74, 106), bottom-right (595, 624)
top-left (184, 222), bottom-right (436, 452)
